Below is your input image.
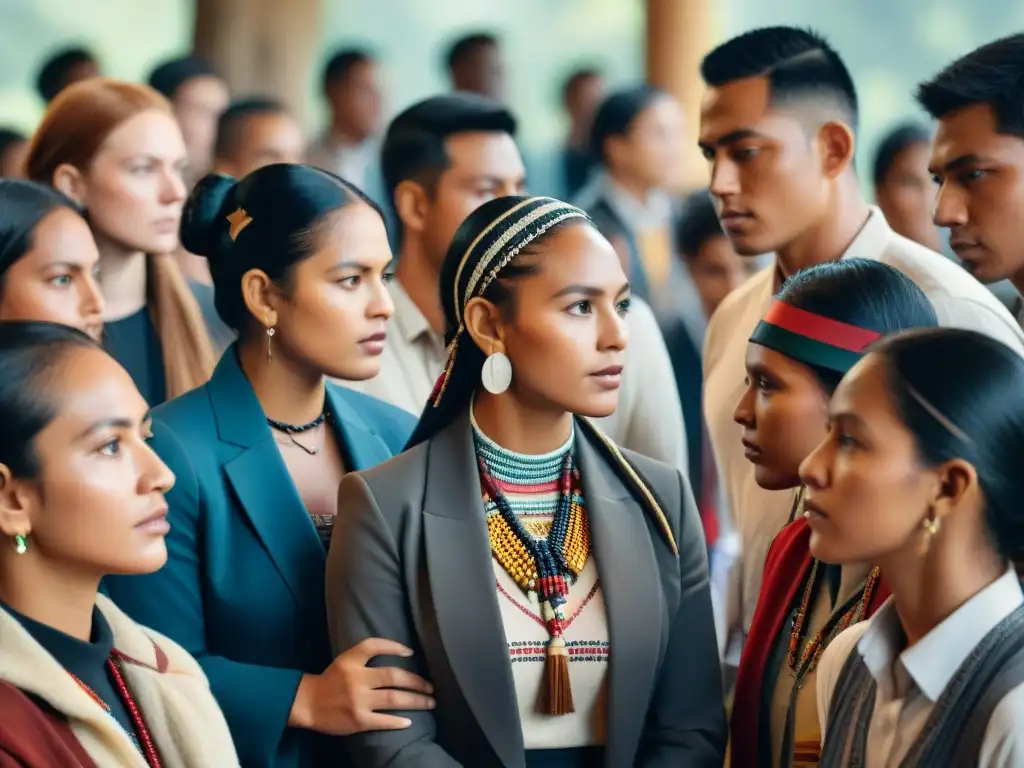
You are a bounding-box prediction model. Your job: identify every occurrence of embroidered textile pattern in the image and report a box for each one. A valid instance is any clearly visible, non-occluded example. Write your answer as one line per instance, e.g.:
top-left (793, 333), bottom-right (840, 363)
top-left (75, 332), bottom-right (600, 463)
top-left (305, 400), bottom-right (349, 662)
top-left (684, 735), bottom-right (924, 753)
top-left (788, 561), bottom-right (881, 684)
top-left (474, 419), bottom-right (588, 714)
top-left (70, 652), bottom-right (162, 767)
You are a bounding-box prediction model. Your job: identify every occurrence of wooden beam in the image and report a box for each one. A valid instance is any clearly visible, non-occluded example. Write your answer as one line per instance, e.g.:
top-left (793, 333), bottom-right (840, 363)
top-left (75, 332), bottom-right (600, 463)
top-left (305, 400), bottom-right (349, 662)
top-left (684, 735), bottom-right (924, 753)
top-left (193, 0), bottom-right (323, 128)
top-left (645, 0), bottom-right (714, 192)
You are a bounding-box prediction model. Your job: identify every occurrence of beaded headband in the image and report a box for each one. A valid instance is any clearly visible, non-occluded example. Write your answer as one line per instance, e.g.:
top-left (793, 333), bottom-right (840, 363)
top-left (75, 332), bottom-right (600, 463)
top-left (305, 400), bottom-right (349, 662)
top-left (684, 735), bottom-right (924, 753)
top-left (749, 300), bottom-right (883, 374)
top-left (429, 197), bottom-right (590, 407)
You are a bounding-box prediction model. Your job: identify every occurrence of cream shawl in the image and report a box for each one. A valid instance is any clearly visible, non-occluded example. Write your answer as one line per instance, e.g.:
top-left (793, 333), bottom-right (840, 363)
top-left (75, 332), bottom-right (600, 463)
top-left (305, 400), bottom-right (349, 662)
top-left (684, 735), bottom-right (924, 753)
top-left (0, 594), bottom-right (239, 767)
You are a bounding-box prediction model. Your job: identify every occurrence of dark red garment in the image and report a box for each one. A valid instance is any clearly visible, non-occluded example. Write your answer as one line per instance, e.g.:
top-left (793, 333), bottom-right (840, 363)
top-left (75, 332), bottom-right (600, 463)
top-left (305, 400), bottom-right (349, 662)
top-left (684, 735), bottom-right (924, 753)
top-left (0, 681), bottom-right (98, 767)
top-left (698, 426), bottom-right (718, 549)
top-left (728, 518), bottom-right (890, 768)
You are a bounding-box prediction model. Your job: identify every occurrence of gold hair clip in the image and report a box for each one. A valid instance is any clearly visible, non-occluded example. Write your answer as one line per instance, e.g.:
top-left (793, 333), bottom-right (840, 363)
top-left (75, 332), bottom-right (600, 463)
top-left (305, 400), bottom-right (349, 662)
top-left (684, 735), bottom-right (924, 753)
top-left (227, 208), bottom-right (253, 241)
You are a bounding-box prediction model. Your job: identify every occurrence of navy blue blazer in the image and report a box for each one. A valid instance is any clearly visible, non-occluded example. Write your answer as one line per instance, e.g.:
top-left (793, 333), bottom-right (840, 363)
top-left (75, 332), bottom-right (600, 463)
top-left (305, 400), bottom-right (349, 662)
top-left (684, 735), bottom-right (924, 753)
top-left (105, 349), bottom-right (415, 768)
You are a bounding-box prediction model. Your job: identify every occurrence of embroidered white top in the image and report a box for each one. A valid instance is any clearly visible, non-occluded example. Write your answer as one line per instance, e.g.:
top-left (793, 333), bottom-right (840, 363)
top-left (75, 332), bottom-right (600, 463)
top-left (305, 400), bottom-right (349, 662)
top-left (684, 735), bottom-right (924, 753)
top-left (472, 412), bottom-right (610, 750)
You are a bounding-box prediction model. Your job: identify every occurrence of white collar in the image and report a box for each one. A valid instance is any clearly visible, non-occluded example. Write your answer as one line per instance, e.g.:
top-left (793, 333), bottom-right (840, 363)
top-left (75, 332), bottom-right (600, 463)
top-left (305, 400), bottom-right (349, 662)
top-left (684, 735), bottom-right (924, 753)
top-left (858, 567), bottom-right (1023, 701)
top-left (390, 279), bottom-right (441, 347)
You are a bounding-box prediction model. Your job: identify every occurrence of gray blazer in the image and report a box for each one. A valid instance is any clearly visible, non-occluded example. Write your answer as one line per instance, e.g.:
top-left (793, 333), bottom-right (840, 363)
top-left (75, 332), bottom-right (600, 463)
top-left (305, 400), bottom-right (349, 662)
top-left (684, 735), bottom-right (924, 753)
top-left (326, 410), bottom-right (726, 768)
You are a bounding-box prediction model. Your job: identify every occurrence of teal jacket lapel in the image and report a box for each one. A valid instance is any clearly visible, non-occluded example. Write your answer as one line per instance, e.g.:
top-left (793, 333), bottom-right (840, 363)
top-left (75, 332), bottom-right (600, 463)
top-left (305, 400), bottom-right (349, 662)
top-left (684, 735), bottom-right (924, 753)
top-left (324, 385), bottom-right (395, 472)
top-left (207, 349), bottom-right (326, 606)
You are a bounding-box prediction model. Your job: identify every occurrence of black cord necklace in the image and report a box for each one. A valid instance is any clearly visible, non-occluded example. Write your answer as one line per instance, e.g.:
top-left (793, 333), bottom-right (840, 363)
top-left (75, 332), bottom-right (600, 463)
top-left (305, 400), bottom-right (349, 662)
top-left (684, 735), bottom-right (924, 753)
top-left (267, 412), bottom-right (327, 455)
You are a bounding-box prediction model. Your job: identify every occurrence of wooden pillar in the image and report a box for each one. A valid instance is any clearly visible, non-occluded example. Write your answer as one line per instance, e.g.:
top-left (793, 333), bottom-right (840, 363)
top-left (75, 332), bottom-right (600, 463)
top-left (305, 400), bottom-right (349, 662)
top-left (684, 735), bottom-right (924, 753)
top-left (645, 0), bottom-right (714, 192)
top-left (193, 0), bottom-right (323, 128)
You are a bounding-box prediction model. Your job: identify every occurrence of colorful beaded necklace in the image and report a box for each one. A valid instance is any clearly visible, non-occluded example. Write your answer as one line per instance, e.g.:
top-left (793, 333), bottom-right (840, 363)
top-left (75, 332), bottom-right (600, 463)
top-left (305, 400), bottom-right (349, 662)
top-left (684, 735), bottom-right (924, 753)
top-left (473, 417), bottom-right (589, 715)
top-left (788, 560), bottom-right (881, 687)
top-left (70, 651), bottom-right (162, 766)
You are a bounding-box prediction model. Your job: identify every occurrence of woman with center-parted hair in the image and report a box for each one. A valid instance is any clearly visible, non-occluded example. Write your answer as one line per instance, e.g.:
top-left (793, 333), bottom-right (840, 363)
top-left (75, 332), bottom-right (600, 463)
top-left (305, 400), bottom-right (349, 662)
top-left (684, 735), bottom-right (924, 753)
top-left (104, 164), bottom-right (433, 768)
top-left (24, 77), bottom-right (226, 405)
top-left (807, 329), bottom-right (1024, 765)
top-left (326, 195), bottom-right (726, 768)
top-left (0, 179), bottom-right (104, 337)
top-left (0, 321), bottom-right (238, 767)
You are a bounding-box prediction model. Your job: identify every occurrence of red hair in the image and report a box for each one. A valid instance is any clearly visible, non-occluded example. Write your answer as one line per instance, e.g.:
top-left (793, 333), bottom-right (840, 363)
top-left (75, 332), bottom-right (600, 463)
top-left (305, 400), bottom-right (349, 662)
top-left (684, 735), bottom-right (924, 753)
top-left (25, 79), bottom-right (214, 399)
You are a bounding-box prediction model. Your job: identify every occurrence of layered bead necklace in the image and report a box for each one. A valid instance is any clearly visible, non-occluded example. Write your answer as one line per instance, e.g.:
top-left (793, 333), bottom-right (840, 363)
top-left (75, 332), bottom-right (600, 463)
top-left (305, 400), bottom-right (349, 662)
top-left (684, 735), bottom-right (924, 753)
top-left (472, 413), bottom-right (590, 715)
top-left (788, 560), bottom-right (881, 686)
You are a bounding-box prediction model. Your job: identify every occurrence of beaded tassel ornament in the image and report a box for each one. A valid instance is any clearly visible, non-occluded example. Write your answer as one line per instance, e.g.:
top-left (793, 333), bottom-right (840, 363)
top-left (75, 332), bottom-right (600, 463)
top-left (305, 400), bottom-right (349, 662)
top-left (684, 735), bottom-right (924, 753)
top-left (478, 452), bottom-right (589, 715)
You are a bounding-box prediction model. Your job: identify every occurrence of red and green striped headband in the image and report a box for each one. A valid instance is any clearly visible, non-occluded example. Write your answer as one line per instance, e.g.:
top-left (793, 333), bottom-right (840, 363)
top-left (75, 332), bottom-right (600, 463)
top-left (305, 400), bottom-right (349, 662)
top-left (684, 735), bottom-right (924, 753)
top-left (750, 300), bottom-right (882, 373)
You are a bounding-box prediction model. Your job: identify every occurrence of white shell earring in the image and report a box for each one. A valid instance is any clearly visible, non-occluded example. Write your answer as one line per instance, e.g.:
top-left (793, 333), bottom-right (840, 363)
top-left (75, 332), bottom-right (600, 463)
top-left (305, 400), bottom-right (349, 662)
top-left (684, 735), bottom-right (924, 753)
top-left (481, 352), bottom-right (512, 395)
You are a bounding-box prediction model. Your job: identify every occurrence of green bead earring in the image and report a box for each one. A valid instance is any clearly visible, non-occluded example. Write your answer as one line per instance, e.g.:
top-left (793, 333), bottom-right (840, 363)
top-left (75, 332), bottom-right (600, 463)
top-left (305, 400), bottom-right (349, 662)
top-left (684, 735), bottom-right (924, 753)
top-left (13, 534), bottom-right (27, 555)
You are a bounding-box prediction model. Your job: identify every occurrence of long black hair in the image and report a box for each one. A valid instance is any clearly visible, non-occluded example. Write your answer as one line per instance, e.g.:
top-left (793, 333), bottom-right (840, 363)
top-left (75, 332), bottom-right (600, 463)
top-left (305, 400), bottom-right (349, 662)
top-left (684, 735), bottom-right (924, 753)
top-left (764, 259), bottom-right (939, 393)
top-left (0, 179), bottom-right (82, 279)
top-left (0, 321), bottom-right (98, 478)
top-left (405, 194), bottom-right (680, 554)
top-left (180, 163), bottom-right (383, 334)
top-left (871, 328), bottom-right (1024, 562)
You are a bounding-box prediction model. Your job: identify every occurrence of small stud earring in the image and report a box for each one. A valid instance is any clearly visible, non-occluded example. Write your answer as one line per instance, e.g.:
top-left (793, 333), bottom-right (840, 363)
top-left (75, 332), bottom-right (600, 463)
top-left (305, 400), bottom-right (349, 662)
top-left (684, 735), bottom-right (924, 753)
top-left (13, 533), bottom-right (28, 555)
top-left (266, 326), bottom-right (276, 361)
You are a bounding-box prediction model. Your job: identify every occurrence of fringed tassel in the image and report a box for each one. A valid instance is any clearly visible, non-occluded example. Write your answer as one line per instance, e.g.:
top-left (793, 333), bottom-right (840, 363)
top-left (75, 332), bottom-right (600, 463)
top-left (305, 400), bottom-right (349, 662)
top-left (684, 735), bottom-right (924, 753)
top-left (539, 635), bottom-right (574, 715)
top-left (429, 331), bottom-right (462, 407)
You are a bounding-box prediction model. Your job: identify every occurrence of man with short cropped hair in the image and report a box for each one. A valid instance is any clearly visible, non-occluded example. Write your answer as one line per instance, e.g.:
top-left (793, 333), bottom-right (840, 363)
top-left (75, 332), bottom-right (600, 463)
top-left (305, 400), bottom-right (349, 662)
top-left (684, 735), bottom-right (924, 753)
top-left (917, 33), bottom-right (1024, 326)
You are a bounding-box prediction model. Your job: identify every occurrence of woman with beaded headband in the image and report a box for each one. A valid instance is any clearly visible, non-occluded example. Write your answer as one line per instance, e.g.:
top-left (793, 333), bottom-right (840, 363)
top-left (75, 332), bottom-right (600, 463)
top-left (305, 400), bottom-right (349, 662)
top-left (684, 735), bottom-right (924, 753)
top-left (0, 321), bottom-right (238, 766)
top-left (727, 259), bottom-right (938, 768)
top-left (327, 195), bottom-right (726, 768)
top-left (104, 164), bottom-right (436, 768)
top-left (810, 328), bottom-right (1024, 766)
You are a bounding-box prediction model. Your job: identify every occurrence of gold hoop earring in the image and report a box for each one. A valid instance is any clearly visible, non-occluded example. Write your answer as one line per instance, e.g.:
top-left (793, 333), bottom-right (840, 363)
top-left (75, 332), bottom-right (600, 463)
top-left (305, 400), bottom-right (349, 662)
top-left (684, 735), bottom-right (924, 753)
top-left (917, 514), bottom-right (941, 556)
top-left (266, 326), bottom-right (276, 361)
top-left (13, 533), bottom-right (28, 555)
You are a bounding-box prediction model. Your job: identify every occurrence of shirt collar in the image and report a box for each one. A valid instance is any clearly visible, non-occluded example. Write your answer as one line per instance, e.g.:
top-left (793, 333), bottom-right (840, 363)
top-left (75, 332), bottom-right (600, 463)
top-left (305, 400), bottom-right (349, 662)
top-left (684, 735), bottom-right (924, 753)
top-left (858, 567), bottom-right (1023, 702)
top-left (840, 207), bottom-right (892, 263)
top-left (2, 602), bottom-right (114, 674)
top-left (390, 279), bottom-right (442, 347)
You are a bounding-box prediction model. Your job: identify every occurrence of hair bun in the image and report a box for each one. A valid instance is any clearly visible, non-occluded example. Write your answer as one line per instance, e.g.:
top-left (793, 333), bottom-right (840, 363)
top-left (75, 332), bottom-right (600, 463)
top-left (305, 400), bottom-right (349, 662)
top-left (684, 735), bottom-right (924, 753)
top-left (180, 173), bottom-right (236, 260)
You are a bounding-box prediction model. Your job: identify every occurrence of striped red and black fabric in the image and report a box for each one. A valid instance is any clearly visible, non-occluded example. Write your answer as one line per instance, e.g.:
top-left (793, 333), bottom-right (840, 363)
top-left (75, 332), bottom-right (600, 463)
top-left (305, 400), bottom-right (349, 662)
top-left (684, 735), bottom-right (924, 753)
top-left (749, 300), bottom-right (883, 373)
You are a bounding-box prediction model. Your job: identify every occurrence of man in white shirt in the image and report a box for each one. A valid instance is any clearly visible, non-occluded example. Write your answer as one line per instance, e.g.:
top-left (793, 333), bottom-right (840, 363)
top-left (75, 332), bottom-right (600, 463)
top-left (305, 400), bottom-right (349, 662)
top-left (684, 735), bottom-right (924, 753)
top-left (344, 93), bottom-right (689, 475)
top-left (697, 26), bottom-right (1024, 665)
top-left (916, 33), bottom-right (1024, 329)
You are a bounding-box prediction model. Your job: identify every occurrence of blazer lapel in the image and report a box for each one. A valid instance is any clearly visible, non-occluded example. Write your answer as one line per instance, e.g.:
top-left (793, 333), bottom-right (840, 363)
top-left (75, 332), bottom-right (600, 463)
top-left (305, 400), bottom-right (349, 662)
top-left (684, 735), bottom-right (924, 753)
top-left (576, 428), bottom-right (664, 767)
top-left (209, 349), bottom-right (325, 606)
top-left (324, 385), bottom-right (394, 471)
top-left (422, 411), bottom-right (524, 768)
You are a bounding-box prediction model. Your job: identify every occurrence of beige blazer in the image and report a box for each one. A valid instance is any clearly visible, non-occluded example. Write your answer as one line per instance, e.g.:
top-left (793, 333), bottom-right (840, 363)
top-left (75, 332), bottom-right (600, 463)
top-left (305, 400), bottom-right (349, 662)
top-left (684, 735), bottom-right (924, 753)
top-left (325, 410), bottom-right (726, 768)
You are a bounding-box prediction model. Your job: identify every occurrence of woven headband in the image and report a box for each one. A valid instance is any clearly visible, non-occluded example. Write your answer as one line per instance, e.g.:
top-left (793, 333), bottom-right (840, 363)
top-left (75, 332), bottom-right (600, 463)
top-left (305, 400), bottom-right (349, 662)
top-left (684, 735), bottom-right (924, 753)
top-left (430, 197), bottom-right (589, 407)
top-left (749, 300), bottom-right (883, 374)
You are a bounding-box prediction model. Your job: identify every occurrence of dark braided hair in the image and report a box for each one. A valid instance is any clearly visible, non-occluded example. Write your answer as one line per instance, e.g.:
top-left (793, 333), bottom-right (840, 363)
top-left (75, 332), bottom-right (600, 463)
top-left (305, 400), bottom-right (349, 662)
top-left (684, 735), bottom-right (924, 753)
top-left (405, 195), bottom-right (679, 554)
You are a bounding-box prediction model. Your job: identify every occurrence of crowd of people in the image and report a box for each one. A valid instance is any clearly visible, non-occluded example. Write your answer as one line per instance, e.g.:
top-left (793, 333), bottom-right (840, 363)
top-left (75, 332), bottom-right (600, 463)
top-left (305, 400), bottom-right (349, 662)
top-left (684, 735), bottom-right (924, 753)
top-left (0, 20), bottom-right (1023, 768)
